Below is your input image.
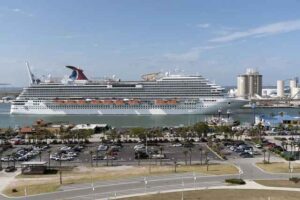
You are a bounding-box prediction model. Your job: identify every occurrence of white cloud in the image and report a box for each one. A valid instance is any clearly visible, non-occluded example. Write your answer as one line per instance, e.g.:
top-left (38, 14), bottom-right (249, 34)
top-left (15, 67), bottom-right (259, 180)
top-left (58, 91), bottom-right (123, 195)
top-left (196, 23), bottom-right (210, 28)
top-left (12, 8), bottom-right (21, 12)
top-left (210, 19), bottom-right (300, 43)
top-left (164, 45), bottom-right (222, 62)
top-left (164, 49), bottom-right (200, 62)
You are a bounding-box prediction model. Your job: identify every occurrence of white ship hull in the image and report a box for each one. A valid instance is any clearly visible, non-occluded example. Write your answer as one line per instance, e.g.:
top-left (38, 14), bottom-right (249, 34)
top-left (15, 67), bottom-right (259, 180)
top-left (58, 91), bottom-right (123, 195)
top-left (10, 98), bottom-right (247, 115)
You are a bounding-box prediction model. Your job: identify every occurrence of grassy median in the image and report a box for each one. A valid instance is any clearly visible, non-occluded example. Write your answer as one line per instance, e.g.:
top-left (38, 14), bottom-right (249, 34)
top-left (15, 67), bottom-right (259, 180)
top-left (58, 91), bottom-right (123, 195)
top-left (3, 164), bottom-right (238, 197)
top-left (255, 180), bottom-right (300, 188)
top-left (122, 189), bottom-right (300, 200)
top-left (256, 162), bottom-right (300, 173)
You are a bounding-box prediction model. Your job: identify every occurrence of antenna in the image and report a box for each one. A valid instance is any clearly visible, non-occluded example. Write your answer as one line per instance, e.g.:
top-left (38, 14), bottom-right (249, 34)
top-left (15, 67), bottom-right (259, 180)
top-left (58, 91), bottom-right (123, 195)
top-left (26, 61), bottom-right (35, 85)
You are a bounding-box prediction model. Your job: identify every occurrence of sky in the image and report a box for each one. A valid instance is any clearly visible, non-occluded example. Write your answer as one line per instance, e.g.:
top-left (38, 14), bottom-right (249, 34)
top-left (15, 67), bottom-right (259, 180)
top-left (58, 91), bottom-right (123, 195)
top-left (1, 0), bottom-right (300, 87)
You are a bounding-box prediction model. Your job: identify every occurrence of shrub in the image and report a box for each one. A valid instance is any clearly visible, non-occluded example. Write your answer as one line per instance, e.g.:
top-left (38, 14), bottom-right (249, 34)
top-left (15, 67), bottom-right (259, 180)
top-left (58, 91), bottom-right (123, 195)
top-left (289, 177), bottom-right (300, 183)
top-left (225, 178), bottom-right (246, 185)
top-left (12, 188), bottom-right (18, 193)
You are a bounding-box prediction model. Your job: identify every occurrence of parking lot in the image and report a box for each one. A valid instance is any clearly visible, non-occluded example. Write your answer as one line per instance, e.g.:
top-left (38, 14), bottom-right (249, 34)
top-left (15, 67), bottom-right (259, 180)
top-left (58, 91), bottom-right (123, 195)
top-left (0, 142), bottom-right (220, 168)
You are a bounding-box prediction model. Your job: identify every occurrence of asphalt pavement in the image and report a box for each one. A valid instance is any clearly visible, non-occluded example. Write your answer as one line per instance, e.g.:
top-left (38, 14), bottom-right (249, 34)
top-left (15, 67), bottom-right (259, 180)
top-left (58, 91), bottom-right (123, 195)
top-left (1, 156), bottom-right (299, 200)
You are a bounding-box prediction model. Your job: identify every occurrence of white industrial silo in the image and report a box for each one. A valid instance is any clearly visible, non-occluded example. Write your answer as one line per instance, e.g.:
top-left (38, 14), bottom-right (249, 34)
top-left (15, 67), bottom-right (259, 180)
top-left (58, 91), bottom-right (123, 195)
top-left (290, 79), bottom-right (297, 89)
top-left (237, 75), bottom-right (248, 98)
top-left (277, 80), bottom-right (284, 97)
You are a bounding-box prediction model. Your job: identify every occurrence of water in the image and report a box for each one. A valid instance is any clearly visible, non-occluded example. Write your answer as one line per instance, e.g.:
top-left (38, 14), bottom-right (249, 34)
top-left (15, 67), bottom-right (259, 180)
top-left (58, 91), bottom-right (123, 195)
top-left (0, 103), bottom-right (299, 128)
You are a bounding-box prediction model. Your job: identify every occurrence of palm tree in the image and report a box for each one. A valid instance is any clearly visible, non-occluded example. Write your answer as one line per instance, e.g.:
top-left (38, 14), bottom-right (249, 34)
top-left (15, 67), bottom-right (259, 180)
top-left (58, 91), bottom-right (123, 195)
top-left (47, 150), bottom-right (51, 168)
top-left (267, 149), bottom-right (271, 163)
top-left (262, 149), bottom-right (266, 163)
top-left (39, 151), bottom-right (42, 162)
top-left (183, 150), bottom-right (188, 165)
top-left (188, 148), bottom-right (192, 165)
top-left (11, 153), bottom-right (16, 168)
top-left (0, 150), bottom-right (2, 170)
top-left (89, 151), bottom-right (93, 167)
top-left (199, 147), bottom-right (203, 165)
top-left (159, 146), bottom-right (164, 166)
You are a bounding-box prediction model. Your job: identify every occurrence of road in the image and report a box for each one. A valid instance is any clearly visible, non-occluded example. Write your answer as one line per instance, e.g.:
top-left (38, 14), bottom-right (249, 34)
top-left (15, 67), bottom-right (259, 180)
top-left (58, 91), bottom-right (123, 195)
top-left (1, 157), bottom-right (299, 200)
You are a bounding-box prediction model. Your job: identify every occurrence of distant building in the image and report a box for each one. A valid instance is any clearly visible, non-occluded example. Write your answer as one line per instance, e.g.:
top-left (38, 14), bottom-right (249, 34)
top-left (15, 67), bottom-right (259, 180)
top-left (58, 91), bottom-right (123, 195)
top-left (71, 124), bottom-right (110, 133)
top-left (237, 68), bottom-right (262, 99)
top-left (255, 114), bottom-right (300, 128)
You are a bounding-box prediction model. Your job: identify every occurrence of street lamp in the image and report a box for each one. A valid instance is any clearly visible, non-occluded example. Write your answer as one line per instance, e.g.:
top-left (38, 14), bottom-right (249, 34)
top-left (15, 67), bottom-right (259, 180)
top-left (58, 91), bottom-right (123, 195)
top-left (181, 177), bottom-right (184, 200)
top-left (193, 172), bottom-right (197, 190)
top-left (144, 177), bottom-right (148, 192)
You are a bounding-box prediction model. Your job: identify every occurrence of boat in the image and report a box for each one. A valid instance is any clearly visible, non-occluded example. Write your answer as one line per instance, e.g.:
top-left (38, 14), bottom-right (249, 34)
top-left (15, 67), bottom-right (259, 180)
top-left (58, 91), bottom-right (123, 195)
top-left (10, 65), bottom-right (248, 115)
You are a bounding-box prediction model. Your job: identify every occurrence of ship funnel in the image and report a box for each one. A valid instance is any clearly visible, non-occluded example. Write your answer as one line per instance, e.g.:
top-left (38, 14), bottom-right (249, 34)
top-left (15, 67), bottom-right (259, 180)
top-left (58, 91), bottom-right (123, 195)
top-left (66, 66), bottom-right (88, 81)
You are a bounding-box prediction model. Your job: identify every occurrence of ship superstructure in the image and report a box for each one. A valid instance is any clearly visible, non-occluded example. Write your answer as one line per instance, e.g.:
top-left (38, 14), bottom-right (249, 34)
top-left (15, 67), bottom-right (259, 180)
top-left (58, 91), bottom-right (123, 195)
top-left (11, 66), bottom-right (247, 115)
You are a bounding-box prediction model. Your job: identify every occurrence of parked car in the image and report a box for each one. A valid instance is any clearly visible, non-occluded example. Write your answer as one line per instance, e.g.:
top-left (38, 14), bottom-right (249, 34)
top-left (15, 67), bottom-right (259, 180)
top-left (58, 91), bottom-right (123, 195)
top-left (98, 145), bottom-right (109, 151)
top-left (103, 155), bottom-right (116, 160)
top-left (171, 143), bottom-right (182, 147)
top-left (5, 166), bottom-right (16, 172)
top-left (239, 152), bottom-right (253, 158)
top-left (151, 154), bottom-right (165, 159)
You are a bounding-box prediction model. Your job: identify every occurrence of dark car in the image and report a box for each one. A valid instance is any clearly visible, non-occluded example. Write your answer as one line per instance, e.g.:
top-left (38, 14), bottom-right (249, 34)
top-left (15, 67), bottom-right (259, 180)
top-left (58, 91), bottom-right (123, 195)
top-left (183, 143), bottom-right (194, 148)
top-left (5, 166), bottom-right (16, 173)
top-left (239, 152), bottom-right (253, 158)
top-left (135, 150), bottom-right (149, 159)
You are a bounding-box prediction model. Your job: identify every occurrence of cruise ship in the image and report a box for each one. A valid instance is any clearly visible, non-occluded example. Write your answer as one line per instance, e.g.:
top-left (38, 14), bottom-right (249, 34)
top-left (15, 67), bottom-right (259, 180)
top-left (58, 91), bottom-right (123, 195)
top-left (10, 66), bottom-right (247, 115)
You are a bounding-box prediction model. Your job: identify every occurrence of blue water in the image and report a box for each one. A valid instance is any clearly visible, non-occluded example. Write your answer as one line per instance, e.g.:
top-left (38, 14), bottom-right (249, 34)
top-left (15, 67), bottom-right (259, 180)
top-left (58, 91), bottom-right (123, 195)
top-left (0, 103), bottom-right (299, 128)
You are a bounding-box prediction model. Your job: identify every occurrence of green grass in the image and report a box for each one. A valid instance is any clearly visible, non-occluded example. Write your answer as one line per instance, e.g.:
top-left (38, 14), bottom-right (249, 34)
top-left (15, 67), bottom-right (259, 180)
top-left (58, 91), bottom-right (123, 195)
top-left (255, 180), bottom-right (300, 188)
top-left (122, 189), bottom-right (300, 200)
top-left (256, 162), bottom-right (300, 173)
top-left (3, 164), bottom-right (238, 197)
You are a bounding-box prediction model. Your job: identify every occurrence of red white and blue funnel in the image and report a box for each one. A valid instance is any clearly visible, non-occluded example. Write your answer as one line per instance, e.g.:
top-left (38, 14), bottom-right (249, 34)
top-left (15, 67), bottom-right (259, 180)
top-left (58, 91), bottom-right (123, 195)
top-left (66, 66), bottom-right (88, 81)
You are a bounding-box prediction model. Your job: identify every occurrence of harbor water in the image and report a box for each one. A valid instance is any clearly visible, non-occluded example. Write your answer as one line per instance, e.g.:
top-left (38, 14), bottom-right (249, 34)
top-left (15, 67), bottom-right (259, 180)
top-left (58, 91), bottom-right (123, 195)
top-left (0, 103), bottom-right (299, 128)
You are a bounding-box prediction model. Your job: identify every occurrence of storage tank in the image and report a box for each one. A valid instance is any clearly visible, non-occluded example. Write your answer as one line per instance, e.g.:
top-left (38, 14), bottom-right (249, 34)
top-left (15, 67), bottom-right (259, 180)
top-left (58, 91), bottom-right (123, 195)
top-left (237, 75), bottom-right (247, 98)
top-left (277, 80), bottom-right (284, 97)
top-left (290, 79), bottom-right (297, 89)
top-left (291, 87), bottom-right (300, 99)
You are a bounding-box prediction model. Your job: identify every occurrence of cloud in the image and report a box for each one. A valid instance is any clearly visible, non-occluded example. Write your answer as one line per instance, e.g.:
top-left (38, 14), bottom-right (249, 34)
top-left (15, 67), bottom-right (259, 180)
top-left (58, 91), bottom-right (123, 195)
top-left (164, 45), bottom-right (222, 62)
top-left (196, 23), bottom-right (210, 28)
top-left (164, 49), bottom-right (200, 62)
top-left (0, 7), bottom-right (34, 17)
top-left (12, 8), bottom-right (21, 12)
top-left (210, 19), bottom-right (300, 43)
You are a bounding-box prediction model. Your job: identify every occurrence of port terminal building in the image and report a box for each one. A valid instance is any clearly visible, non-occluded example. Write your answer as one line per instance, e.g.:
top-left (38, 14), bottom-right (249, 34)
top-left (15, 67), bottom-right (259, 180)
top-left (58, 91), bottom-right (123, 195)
top-left (255, 114), bottom-right (300, 128)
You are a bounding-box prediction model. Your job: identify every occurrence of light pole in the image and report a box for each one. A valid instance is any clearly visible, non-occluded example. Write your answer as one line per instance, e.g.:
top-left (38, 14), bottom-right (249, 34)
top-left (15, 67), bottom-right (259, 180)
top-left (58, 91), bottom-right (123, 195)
top-left (144, 177), bottom-right (148, 193)
top-left (181, 177), bottom-right (184, 200)
top-left (24, 186), bottom-right (28, 199)
top-left (193, 172), bottom-right (197, 190)
top-left (91, 176), bottom-right (95, 200)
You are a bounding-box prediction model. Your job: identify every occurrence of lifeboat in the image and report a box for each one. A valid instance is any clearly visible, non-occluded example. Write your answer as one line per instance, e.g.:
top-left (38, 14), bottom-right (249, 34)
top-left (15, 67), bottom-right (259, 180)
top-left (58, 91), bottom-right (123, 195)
top-left (102, 100), bottom-right (114, 104)
top-left (168, 99), bottom-right (177, 105)
top-left (154, 99), bottom-right (177, 105)
top-left (128, 99), bottom-right (141, 105)
top-left (114, 100), bottom-right (125, 105)
top-left (77, 100), bottom-right (86, 104)
top-left (154, 99), bottom-right (167, 105)
top-left (91, 100), bottom-right (103, 104)
top-left (54, 100), bottom-right (65, 104)
top-left (67, 100), bottom-right (77, 104)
